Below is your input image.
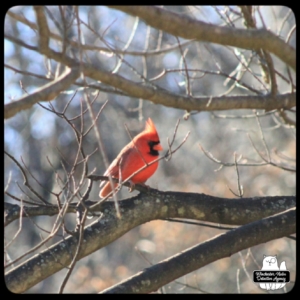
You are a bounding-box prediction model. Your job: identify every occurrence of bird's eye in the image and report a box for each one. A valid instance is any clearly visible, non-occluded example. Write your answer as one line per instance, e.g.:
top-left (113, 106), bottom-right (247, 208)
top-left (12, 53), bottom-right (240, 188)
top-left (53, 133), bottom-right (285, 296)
top-left (148, 140), bottom-right (160, 156)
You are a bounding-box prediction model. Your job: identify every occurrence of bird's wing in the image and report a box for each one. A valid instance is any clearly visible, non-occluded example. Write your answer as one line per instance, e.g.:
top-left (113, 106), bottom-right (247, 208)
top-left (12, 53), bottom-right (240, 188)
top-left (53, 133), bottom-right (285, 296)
top-left (100, 144), bottom-right (135, 187)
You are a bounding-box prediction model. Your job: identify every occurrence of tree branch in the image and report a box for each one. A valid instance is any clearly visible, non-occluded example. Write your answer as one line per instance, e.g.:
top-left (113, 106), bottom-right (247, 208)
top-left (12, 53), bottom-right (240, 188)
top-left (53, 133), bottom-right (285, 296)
top-left (40, 44), bottom-right (295, 113)
top-left (5, 186), bottom-right (296, 226)
top-left (101, 207), bottom-right (295, 294)
top-left (7, 10), bottom-right (194, 57)
top-left (5, 192), bottom-right (295, 293)
top-left (4, 67), bottom-right (80, 119)
top-left (109, 6), bottom-right (295, 70)
top-left (5, 34), bottom-right (295, 117)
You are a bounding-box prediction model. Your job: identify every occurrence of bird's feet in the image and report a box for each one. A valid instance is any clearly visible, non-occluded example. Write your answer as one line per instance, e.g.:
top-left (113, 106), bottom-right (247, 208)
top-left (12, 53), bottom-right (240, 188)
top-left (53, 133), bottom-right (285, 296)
top-left (127, 181), bottom-right (150, 193)
top-left (128, 180), bottom-right (135, 193)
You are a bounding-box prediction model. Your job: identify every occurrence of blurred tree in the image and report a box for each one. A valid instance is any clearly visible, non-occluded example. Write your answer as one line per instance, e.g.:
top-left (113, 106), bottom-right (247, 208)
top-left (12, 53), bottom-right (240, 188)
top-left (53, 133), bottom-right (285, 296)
top-left (5, 6), bottom-right (295, 294)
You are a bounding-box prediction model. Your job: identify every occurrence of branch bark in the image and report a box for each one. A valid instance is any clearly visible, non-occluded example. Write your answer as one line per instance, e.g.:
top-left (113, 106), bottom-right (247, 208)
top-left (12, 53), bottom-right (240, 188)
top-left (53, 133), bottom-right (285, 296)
top-left (109, 6), bottom-right (296, 70)
top-left (4, 67), bottom-right (80, 119)
top-left (5, 191), bottom-right (295, 293)
top-left (5, 6), bottom-right (296, 118)
top-left (4, 189), bottom-right (296, 226)
top-left (101, 207), bottom-right (295, 294)
top-left (4, 38), bottom-right (296, 115)
top-left (5, 5), bottom-right (296, 119)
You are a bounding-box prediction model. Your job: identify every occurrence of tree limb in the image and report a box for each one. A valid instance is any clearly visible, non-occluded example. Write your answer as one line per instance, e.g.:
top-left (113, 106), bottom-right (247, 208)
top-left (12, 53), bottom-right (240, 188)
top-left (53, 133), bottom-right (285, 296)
top-left (5, 29), bottom-right (296, 117)
top-left (4, 67), bottom-right (80, 119)
top-left (5, 192), bottom-right (295, 293)
top-left (5, 187), bottom-right (296, 226)
top-left (109, 6), bottom-right (295, 70)
top-left (37, 43), bottom-right (297, 113)
top-left (101, 207), bottom-right (295, 293)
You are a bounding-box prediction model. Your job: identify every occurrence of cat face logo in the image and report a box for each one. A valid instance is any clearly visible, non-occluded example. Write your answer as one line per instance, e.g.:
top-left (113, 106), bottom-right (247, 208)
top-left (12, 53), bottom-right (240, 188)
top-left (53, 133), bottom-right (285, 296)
top-left (263, 256), bottom-right (278, 268)
top-left (254, 255), bottom-right (289, 290)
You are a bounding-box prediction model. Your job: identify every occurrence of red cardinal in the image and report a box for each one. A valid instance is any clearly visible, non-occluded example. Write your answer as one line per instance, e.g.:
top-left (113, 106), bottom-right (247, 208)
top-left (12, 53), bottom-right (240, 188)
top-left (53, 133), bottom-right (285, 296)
top-left (99, 118), bottom-right (163, 198)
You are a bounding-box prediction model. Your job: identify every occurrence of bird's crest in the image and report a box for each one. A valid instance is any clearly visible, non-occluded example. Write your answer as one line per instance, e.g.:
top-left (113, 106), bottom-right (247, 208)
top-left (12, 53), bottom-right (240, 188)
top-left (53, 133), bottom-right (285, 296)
top-left (145, 118), bottom-right (158, 134)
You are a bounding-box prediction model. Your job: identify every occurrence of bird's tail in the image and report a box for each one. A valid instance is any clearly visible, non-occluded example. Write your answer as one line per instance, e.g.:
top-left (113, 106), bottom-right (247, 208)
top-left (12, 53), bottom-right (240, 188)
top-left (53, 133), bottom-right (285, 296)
top-left (99, 181), bottom-right (118, 198)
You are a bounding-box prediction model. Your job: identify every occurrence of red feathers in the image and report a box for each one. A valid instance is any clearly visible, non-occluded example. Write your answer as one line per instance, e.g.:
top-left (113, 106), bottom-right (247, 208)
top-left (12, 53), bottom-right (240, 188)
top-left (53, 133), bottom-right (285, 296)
top-left (99, 118), bottom-right (163, 198)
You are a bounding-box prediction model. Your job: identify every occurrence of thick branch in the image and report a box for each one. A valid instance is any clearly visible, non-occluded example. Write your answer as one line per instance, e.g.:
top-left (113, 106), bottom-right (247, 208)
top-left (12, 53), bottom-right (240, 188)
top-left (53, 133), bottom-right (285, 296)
top-left (4, 202), bottom-right (76, 227)
top-left (42, 44), bottom-right (297, 113)
top-left (4, 67), bottom-right (80, 119)
top-left (46, 48), bottom-right (296, 111)
top-left (7, 10), bottom-right (193, 57)
top-left (34, 6), bottom-right (50, 53)
top-left (5, 192), bottom-right (295, 293)
top-left (5, 34), bottom-right (295, 114)
top-left (101, 208), bottom-right (295, 294)
top-left (110, 6), bottom-right (295, 70)
top-left (4, 189), bottom-right (295, 226)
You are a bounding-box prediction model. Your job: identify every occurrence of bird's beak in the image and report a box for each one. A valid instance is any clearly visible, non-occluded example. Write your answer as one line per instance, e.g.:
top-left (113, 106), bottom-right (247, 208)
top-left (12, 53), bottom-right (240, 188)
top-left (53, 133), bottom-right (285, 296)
top-left (154, 144), bottom-right (163, 151)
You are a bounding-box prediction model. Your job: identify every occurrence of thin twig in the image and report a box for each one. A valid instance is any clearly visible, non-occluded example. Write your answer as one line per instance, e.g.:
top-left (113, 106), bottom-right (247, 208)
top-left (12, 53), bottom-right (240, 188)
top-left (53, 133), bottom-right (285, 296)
top-left (4, 151), bottom-right (52, 206)
top-left (58, 208), bottom-right (88, 293)
top-left (5, 199), bottom-right (24, 250)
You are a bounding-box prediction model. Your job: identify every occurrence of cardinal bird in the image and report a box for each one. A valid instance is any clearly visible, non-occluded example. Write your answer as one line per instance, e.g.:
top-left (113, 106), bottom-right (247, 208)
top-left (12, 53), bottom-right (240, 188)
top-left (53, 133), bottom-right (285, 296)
top-left (99, 118), bottom-right (163, 198)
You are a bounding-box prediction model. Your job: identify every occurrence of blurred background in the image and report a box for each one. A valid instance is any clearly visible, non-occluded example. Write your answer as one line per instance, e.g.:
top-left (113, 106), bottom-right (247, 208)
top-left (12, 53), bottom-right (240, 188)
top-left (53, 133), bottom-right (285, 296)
top-left (5, 6), bottom-right (295, 293)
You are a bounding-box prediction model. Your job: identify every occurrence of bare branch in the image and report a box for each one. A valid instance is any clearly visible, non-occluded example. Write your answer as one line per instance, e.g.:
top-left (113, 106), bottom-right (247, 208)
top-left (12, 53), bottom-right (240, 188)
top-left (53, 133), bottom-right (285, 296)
top-left (58, 207), bottom-right (88, 294)
top-left (6, 10), bottom-right (194, 57)
top-left (4, 151), bottom-right (52, 206)
top-left (5, 35), bottom-right (295, 113)
top-left (101, 208), bottom-right (295, 294)
top-left (110, 6), bottom-right (295, 70)
top-left (199, 139), bottom-right (296, 173)
top-left (34, 6), bottom-right (50, 52)
top-left (5, 195), bottom-right (295, 293)
top-left (5, 67), bottom-right (80, 119)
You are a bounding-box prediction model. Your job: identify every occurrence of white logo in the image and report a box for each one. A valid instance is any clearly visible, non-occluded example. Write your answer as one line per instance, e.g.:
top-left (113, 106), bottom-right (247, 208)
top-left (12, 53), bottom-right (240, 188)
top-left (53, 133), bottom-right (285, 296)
top-left (259, 255), bottom-right (287, 290)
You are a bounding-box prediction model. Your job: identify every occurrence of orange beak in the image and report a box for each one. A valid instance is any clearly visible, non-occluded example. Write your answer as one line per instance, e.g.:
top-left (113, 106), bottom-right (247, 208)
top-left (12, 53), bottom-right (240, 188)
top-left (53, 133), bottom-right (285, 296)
top-left (154, 143), bottom-right (163, 151)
